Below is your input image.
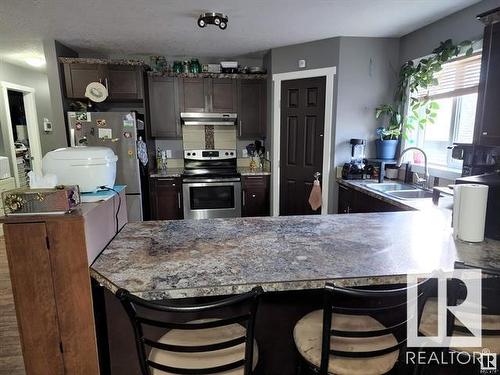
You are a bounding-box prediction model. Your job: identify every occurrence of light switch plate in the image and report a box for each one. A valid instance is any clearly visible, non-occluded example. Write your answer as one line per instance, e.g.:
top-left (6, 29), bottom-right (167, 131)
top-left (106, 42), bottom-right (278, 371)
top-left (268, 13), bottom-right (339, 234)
top-left (298, 59), bottom-right (306, 68)
top-left (166, 150), bottom-right (172, 158)
top-left (242, 149), bottom-right (248, 158)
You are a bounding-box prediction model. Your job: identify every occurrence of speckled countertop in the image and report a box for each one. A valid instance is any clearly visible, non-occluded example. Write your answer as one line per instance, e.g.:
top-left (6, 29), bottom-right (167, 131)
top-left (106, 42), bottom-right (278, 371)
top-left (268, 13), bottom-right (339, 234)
top-left (90, 211), bottom-right (500, 299)
top-left (58, 57), bottom-right (146, 66)
top-left (238, 167), bottom-right (271, 176)
top-left (150, 168), bottom-right (184, 178)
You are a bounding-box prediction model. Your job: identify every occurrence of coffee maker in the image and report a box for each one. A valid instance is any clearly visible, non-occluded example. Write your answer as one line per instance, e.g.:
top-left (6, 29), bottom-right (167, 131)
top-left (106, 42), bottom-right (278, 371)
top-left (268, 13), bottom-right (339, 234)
top-left (450, 143), bottom-right (498, 176)
top-left (342, 139), bottom-right (366, 180)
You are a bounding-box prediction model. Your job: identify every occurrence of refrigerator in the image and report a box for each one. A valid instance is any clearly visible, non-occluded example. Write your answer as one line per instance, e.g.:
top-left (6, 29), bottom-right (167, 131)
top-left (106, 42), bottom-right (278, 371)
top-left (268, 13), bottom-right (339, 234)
top-left (67, 111), bottom-right (145, 221)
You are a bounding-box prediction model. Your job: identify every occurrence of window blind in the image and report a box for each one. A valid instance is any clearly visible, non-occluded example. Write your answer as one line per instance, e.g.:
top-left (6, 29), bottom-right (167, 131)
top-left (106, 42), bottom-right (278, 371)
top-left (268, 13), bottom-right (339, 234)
top-left (417, 53), bottom-right (482, 100)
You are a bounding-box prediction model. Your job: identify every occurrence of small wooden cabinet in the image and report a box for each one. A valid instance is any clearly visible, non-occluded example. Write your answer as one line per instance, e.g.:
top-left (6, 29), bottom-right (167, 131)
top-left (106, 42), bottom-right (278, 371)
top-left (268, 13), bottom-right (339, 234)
top-left (474, 18), bottom-right (500, 146)
top-left (150, 177), bottom-right (183, 220)
top-left (179, 78), bottom-right (237, 113)
top-left (242, 175), bottom-right (270, 217)
top-left (338, 183), bottom-right (407, 214)
top-left (237, 80), bottom-right (267, 139)
top-left (63, 63), bottom-right (143, 101)
top-left (148, 76), bottom-right (181, 138)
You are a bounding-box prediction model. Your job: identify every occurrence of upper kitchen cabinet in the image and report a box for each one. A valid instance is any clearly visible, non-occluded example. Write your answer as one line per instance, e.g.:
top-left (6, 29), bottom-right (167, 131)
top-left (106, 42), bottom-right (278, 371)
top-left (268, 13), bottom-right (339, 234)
top-left (209, 79), bottom-right (237, 112)
top-left (179, 78), bottom-right (207, 112)
top-left (237, 79), bottom-right (267, 139)
top-left (179, 77), bottom-right (237, 113)
top-left (474, 10), bottom-right (500, 146)
top-left (148, 76), bottom-right (181, 138)
top-left (107, 65), bottom-right (143, 100)
top-left (62, 62), bottom-right (143, 101)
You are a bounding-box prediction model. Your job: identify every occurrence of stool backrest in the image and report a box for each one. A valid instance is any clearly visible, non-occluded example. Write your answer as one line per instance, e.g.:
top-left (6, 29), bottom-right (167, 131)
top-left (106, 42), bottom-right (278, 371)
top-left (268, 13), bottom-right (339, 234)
top-left (117, 287), bottom-right (263, 375)
top-left (453, 262), bottom-right (500, 336)
top-left (319, 280), bottom-right (434, 375)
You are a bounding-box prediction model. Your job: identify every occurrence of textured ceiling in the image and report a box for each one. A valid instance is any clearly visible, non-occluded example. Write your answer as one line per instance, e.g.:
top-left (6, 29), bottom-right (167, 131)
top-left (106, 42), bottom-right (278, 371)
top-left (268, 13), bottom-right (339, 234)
top-left (0, 0), bottom-right (482, 68)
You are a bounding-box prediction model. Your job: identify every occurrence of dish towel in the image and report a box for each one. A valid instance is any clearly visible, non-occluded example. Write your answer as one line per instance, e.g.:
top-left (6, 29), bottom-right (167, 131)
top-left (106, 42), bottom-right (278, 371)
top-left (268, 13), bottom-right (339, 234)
top-left (308, 180), bottom-right (322, 211)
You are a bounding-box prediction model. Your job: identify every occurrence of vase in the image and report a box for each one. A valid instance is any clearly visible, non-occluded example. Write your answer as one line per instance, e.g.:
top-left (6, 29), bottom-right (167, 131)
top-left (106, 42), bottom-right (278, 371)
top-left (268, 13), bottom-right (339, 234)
top-left (375, 139), bottom-right (399, 160)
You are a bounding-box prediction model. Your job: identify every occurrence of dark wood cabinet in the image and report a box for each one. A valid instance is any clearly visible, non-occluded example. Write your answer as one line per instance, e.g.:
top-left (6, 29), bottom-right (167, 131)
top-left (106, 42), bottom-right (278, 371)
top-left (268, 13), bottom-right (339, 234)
top-left (474, 18), bottom-right (500, 146)
top-left (63, 63), bottom-right (143, 101)
top-left (338, 183), bottom-right (407, 214)
top-left (237, 80), bottom-right (267, 139)
top-left (150, 177), bottom-right (183, 220)
top-left (179, 78), bottom-right (237, 113)
top-left (148, 76), bottom-right (181, 138)
top-left (107, 65), bottom-right (143, 100)
top-left (242, 175), bottom-right (270, 217)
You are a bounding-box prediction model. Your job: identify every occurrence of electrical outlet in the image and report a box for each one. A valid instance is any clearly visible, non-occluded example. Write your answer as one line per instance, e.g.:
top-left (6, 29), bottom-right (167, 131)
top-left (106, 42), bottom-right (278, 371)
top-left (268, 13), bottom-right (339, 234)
top-left (166, 150), bottom-right (172, 158)
top-left (298, 59), bottom-right (306, 68)
top-left (242, 149), bottom-right (248, 158)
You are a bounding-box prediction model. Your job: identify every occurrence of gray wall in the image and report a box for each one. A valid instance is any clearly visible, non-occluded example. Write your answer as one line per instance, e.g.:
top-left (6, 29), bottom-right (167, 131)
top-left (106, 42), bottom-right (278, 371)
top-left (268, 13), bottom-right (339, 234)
top-left (0, 60), bottom-right (66, 155)
top-left (399, 0), bottom-right (500, 62)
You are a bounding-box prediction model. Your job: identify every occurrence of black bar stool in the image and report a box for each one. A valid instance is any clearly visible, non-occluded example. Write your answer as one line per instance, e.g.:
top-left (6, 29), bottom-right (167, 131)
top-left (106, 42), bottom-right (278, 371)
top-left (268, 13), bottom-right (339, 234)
top-left (117, 286), bottom-right (263, 375)
top-left (419, 262), bottom-right (500, 361)
top-left (293, 280), bottom-right (434, 375)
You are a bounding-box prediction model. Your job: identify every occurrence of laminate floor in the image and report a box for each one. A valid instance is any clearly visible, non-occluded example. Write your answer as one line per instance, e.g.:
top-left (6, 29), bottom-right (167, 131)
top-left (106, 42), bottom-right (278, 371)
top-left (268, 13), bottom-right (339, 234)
top-left (0, 236), bottom-right (25, 375)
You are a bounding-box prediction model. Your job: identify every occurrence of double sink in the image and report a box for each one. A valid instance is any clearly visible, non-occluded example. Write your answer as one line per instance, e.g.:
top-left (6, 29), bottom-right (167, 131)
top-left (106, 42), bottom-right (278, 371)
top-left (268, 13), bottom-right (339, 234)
top-left (365, 182), bottom-right (434, 200)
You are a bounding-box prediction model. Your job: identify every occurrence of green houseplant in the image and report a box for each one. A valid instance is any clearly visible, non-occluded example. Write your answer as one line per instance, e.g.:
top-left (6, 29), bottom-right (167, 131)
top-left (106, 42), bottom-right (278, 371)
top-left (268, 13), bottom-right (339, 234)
top-left (375, 39), bottom-right (474, 159)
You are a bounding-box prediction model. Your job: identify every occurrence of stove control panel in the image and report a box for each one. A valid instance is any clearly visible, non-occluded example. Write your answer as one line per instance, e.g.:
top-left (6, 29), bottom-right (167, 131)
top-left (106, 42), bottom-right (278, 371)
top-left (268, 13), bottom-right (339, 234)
top-left (185, 149), bottom-right (236, 160)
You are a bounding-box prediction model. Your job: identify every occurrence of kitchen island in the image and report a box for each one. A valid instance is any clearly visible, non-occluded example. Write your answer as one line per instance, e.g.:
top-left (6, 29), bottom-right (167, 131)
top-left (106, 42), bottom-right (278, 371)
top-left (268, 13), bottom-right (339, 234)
top-left (91, 211), bottom-right (500, 299)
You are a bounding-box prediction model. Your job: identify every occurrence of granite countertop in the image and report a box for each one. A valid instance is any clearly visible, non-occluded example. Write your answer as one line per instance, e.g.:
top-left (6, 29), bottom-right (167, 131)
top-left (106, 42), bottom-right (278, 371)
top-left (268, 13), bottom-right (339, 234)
top-left (150, 168), bottom-right (184, 178)
top-left (58, 57), bottom-right (146, 66)
top-left (238, 167), bottom-right (271, 176)
top-left (90, 211), bottom-right (500, 300)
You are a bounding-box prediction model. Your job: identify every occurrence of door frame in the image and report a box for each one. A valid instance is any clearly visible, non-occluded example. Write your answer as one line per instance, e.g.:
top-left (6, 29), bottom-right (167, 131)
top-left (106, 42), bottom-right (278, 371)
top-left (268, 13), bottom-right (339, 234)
top-left (0, 81), bottom-right (43, 186)
top-left (272, 67), bottom-right (336, 216)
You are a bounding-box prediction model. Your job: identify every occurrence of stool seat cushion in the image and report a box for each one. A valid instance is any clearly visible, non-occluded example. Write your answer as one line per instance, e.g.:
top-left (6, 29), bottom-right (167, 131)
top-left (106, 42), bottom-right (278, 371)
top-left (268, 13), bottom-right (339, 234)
top-left (149, 319), bottom-right (258, 375)
top-left (420, 297), bottom-right (500, 353)
top-left (293, 310), bottom-right (399, 375)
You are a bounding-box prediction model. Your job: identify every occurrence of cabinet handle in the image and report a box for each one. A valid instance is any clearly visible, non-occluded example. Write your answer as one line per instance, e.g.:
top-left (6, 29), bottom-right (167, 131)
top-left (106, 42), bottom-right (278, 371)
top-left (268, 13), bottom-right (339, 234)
top-left (242, 190), bottom-right (246, 206)
top-left (176, 120), bottom-right (181, 136)
top-left (246, 176), bottom-right (263, 180)
top-left (251, 194), bottom-right (256, 198)
top-left (104, 78), bottom-right (109, 90)
top-left (177, 192), bottom-right (181, 209)
top-left (210, 95), bottom-right (213, 111)
top-left (204, 95), bottom-right (208, 110)
top-left (158, 178), bottom-right (175, 181)
top-left (239, 120), bottom-right (242, 137)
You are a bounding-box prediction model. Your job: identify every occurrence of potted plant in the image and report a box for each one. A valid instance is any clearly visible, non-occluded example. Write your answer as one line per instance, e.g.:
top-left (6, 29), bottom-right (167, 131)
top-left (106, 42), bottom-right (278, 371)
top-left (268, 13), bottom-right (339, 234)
top-left (375, 104), bottom-right (402, 160)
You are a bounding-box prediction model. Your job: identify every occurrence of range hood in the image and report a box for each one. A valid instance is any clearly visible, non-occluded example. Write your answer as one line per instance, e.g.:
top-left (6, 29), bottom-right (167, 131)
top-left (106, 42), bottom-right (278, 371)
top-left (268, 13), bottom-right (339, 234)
top-left (181, 112), bottom-right (237, 126)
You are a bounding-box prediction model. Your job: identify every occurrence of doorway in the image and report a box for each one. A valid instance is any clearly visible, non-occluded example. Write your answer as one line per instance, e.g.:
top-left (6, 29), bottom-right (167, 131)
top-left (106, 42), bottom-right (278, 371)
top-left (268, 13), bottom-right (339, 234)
top-left (280, 76), bottom-right (326, 216)
top-left (0, 82), bottom-right (43, 187)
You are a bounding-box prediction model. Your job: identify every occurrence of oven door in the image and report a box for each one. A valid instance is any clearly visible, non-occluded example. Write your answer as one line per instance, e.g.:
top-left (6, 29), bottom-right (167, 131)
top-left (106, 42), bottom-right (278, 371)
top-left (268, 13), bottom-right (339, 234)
top-left (183, 178), bottom-right (241, 219)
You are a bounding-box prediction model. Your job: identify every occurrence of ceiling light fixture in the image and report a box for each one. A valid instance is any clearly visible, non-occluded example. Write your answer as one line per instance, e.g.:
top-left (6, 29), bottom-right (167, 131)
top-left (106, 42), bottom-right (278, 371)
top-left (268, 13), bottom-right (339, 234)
top-left (25, 57), bottom-right (46, 67)
top-left (197, 12), bottom-right (228, 30)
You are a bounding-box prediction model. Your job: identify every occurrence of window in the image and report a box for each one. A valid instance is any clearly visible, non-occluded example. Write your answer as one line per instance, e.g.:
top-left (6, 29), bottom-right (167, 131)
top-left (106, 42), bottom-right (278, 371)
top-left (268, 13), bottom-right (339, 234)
top-left (405, 53), bottom-right (481, 170)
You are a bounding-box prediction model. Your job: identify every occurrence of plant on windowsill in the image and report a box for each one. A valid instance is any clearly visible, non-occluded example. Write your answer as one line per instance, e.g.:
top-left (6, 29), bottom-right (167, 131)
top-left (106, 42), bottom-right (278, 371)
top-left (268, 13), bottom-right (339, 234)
top-left (375, 39), bottom-right (474, 160)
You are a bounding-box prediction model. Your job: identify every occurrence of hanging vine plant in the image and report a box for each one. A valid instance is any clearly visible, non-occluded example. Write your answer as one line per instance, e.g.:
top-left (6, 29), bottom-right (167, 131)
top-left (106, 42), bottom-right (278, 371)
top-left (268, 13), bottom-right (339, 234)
top-left (376, 39), bottom-right (474, 141)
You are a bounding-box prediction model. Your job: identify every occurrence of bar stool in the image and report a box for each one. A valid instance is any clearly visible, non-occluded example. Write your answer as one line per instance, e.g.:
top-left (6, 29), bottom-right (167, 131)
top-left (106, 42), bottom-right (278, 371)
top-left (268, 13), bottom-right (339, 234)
top-left (293, 280), bottom-right (433, 375)
top-left (419, 263), bottom-right (500, 358)
top-left (117, 286), bottom-right (262, 375)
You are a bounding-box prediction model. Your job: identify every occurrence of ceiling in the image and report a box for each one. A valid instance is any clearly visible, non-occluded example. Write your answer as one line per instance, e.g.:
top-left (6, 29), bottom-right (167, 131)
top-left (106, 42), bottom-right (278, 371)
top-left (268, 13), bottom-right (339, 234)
top-left (0, 0), bottom-right (482, 69)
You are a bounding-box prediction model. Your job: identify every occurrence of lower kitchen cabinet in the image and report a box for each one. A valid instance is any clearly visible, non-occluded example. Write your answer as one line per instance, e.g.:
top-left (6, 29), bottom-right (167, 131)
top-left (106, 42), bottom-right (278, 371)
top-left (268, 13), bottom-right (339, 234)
top-left (242, 175), bottom-right (270, 217)
top-left (150, 177), bottom-right (183, 220)
top-left (338, 183), bottom-right (407, 213)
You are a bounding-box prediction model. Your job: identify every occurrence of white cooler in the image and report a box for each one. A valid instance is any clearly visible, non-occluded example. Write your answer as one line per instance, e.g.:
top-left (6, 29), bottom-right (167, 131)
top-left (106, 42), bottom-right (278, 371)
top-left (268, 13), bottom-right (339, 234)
top-left (43, 147), bottom-right (118, 192)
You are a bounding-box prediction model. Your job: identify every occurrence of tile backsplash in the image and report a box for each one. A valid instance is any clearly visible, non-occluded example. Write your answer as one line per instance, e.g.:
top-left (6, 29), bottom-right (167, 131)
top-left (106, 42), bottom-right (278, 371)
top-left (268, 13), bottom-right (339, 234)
top-left (182, 125), bottom-right (236, 150)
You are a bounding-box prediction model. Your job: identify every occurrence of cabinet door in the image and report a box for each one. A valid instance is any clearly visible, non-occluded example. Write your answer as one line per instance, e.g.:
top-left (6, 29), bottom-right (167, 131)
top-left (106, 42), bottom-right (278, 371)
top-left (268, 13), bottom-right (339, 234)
top-left (148, 76), bottom-right (181, 138)
top-left (179, 78), bottom-right (207, 112)
top-left (209, 79), bottom-right (237, 112)
top-left (152, 177), bottom-right (183, 220)
top-left (242, 176), bottom-right (270, 217)
top-left (107, 65), bottom-right (143, 100)
top-left (338, 184), bottom-right (352, 214)
top-left (237, 80), bottom-right (267, 139)
top-left (63, 63), bottom-right (104, 99)
top-left (475, 22), bottom-right (500, 146)
top-left (4, 223), bottom-right (65, 374)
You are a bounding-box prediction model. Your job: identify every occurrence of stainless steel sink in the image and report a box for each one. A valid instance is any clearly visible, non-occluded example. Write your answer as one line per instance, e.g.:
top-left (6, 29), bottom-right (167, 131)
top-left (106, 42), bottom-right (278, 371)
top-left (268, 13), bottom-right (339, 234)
top-left (386, 190), bottom-right (434, 199)
top-left (365, 183), bottom-right (418, 192)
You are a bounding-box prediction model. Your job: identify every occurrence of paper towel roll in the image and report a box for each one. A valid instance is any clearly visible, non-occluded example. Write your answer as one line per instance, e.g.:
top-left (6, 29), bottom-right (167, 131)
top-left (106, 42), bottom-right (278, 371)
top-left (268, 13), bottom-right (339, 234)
top-left (453, 184), bottom-right (489, 242)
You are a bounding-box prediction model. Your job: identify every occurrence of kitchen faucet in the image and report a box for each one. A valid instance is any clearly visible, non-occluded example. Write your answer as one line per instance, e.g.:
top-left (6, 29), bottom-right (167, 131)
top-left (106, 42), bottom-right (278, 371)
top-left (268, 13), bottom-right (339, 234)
top-left (396, 147), bottom-right (430, 190)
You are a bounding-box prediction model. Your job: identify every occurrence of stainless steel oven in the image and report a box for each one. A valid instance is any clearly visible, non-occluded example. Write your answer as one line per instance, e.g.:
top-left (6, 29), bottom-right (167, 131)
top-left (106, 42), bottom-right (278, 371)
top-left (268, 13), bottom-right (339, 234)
top-left (182, 149), bottom-right (241, 219)
top-left (183, 177), bottom-right (241, 219)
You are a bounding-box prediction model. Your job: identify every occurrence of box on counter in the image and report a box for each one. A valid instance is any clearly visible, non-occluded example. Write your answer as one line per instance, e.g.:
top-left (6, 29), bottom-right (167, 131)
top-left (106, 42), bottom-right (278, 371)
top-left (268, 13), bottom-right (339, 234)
top-left (2, 185), bottom-right (81, 215)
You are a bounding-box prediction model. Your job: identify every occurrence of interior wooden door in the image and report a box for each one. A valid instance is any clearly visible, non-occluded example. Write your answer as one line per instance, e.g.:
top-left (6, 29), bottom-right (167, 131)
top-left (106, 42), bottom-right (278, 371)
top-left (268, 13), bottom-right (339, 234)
top-left (4, 223), bottom-right (65, 374)
top-left (280, 76), bottom-right (326, 216)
